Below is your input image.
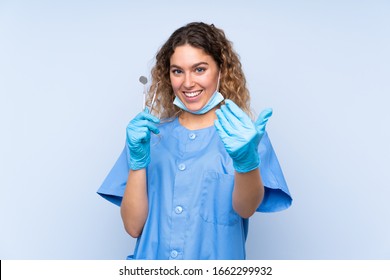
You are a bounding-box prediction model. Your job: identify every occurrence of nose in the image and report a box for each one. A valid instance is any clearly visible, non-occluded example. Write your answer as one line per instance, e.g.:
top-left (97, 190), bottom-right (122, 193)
top-left (183, 73), bottom-right (195, 89)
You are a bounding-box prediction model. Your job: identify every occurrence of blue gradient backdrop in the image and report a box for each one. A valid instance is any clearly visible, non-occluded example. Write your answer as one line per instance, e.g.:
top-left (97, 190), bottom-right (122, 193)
top-left (1, 0), bottom-right (389, 259)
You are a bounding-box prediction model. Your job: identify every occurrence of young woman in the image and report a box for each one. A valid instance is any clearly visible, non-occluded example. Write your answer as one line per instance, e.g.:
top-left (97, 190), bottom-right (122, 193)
top-left (98, 22), bottom-right (292, 260)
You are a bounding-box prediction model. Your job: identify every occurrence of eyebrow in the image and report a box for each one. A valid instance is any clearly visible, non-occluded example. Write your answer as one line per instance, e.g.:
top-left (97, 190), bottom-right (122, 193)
top-left (170, 62), bottom-right (209, 69)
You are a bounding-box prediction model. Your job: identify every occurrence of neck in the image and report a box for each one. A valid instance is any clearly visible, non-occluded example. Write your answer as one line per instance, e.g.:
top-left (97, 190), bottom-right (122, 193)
top-left (178, 108), bottom-right (218, 130)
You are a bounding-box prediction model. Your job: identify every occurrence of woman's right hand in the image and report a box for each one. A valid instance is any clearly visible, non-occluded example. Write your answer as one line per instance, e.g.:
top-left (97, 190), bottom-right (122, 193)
top-left (126, 108), bottom-right (160, 170)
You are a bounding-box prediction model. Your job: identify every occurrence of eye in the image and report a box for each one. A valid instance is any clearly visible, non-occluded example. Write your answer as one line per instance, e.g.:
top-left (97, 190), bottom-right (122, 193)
top-left (171, 69), bottom-right (183, 75)
top-left (195, 67), bottom-right (206, 73)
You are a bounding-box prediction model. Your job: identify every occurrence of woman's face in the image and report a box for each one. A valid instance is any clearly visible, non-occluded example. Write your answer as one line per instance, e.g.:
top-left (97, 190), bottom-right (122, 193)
top-left (169, 44), bottom-right (219, 113)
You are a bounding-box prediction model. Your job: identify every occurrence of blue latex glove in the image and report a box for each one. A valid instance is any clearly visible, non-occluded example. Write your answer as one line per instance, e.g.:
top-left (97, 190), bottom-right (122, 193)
top-left (255, 107), bottom-right (273, 137)
top-left (126, 108), bottom-right (160, 170)
top-left (214, 99), bottom-right (272, 173)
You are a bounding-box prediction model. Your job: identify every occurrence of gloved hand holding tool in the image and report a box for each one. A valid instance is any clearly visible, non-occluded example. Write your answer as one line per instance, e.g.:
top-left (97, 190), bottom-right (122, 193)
top-left (126, 108), bottom-right (160, 170)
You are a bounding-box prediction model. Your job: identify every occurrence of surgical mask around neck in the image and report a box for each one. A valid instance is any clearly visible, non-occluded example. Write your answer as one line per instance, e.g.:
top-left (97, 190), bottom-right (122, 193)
top-left (173, 73), bottom-right (224, 115)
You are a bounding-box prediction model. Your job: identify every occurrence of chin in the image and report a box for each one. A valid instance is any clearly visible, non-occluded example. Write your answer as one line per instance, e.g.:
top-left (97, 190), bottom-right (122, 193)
top-left (187, 105), bottom-right (204, 112)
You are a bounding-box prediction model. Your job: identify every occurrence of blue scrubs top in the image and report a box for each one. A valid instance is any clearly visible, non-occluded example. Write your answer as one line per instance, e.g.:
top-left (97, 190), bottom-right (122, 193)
top-left (97, 117), bottom-right (292, 260)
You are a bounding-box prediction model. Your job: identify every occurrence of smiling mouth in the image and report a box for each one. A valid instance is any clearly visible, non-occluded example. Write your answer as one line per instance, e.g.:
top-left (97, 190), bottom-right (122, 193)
top-left (183, 90), bottom-right (203, 98)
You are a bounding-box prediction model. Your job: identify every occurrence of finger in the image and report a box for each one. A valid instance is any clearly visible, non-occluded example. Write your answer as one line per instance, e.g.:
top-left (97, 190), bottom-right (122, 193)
top-left (215, 108), bottom-right (234, 136)
top-left (224, 99), bottom-right (251, 123)
top-left (214, 119), bottom-right (229, 141)
top-left (223, 99), bottom-right (254, 131)
top-left (129, 111), bottom-right (160, 134)
top-left (219, 104), bottom-right (242, 130)
top-left (255, 108), bottom-right (273, 127)
top-left (135, 119), bottom-right (160, 134)
top-left (139, 110), bottom-right (160, 124)
top-left (127, 127), bottom-right (149, 143)
top-left (132, 109), bottom-right (160, 124)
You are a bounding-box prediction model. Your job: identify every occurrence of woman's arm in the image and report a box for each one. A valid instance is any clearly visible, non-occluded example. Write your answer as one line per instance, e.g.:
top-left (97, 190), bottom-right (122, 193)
top-left (233, 168), bottom-right (264, 218)
top-left (120, 169), bottom-right (148, 238)
top-left (122, 109), bottom-right (160, 238)
top-left (214, 100), bottom-right (272, 219)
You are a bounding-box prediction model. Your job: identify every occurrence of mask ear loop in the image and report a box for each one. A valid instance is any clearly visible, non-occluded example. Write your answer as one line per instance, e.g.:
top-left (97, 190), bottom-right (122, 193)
top-left (216, 71), bottom-right (221, 92)
top-left (216, 71), bottom-right (226, 107)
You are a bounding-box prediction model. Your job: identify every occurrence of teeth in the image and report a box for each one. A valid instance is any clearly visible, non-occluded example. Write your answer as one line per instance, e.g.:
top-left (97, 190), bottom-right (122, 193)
top-left (184, 90), bottom-right (202, 98)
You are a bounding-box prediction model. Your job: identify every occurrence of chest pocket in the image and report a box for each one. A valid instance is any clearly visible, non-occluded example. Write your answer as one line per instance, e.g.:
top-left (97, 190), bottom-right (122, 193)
top-left (199, 171), bottom-right (240, 226)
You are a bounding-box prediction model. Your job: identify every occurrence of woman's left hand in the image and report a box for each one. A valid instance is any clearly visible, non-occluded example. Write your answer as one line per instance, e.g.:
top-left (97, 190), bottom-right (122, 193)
top-left (214, 99), bottom-right (272, 173)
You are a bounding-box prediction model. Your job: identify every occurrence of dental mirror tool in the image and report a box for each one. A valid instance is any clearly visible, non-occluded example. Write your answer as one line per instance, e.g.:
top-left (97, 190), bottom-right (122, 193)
top-left (139, 76), bottom-right (148, 110)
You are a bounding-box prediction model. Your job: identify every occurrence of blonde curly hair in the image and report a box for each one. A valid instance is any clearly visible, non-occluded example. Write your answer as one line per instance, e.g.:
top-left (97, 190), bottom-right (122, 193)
top-left (146, 22), bottom-right (251, 119)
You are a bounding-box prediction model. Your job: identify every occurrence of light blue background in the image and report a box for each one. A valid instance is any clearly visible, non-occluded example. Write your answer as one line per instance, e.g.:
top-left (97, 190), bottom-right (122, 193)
top-left (1, 0), bottom-right (389, 259)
